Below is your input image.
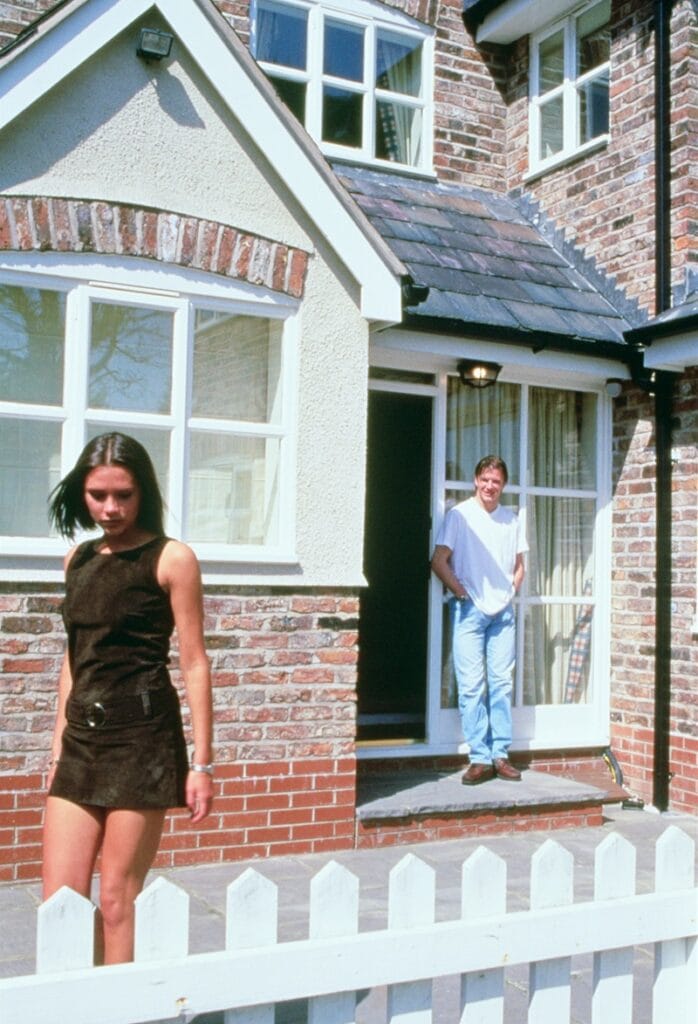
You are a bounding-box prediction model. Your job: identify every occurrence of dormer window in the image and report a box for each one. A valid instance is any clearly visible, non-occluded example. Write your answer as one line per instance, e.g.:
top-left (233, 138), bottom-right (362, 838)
top-left (251, 0), bottom-right (433, 171)
top-left (529, 0), bottom-right (610, 175)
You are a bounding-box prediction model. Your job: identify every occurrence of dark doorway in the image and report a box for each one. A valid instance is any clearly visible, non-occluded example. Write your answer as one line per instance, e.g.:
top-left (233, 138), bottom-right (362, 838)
top-left (357, 390), bottom-right (432, 742)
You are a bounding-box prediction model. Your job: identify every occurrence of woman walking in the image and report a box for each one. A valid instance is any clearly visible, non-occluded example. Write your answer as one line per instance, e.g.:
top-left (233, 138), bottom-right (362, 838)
top-left (43, 433), bottom-right (213, 964)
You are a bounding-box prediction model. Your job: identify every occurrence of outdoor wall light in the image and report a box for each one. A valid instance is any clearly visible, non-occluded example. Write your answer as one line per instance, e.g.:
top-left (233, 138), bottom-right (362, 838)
top-left (458, 359), bottom-right (502, 388)
top-left (605, 378), bottom-right (623, 398)
top-left (137, 28), bottom-right (174, 61)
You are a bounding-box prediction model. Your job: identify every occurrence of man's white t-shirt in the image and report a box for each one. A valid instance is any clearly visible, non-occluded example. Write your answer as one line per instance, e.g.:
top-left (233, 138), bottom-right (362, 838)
top-left (436, 497), bottom-right (528, 615)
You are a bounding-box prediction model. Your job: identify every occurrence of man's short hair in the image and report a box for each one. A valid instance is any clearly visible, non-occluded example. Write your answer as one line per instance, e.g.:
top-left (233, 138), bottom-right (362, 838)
top-left (474, 455), bottom-right (508, 484)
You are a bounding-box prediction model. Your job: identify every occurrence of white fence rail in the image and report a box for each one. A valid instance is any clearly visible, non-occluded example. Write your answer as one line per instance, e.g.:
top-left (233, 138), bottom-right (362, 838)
top-left (0, 827), bottom-right (696, 1024)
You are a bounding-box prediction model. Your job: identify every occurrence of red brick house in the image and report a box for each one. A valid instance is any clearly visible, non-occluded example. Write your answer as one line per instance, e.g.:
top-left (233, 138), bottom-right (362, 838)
top-left (0, 0), bottom-right (695, 882)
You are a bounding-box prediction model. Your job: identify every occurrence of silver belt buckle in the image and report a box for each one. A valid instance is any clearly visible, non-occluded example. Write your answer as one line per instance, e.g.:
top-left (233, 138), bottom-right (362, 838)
top-left (86, 702), bottom-right (106, 728)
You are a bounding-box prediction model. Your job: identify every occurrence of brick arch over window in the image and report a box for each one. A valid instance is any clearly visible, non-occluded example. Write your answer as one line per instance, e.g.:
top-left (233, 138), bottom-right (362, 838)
top-left (0, 196), bottom-right (310, 298)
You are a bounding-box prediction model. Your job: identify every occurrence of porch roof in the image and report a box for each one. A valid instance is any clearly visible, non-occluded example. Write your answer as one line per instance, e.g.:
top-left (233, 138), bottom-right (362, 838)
top-left (335, 164), bottom-right (634, 359)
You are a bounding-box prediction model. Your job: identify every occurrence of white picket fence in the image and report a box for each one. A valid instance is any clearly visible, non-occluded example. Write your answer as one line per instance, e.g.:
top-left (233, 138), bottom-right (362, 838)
top-left (0, 827), bottom-right (696, 1024)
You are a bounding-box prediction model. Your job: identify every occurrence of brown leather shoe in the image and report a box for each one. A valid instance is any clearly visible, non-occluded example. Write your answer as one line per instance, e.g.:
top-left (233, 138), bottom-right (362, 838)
top-left (461, 763), bottom-right (495, 785)
top-left (493, 758), bottom-right (521, 781)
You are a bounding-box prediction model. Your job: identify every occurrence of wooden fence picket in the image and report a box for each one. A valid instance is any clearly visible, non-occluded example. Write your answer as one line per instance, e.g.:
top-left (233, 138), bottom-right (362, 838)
top-left (36, 886), bottom-right (95, 974)
top-left (387, 853), bottom-right (436, 1024)
top-left (528, 839), bottom-right (573, 1024)
top-left (653, 826), bottom-right (697, 1024)
top-left (135, 876), bottom-right (189, 962)
top-left (460, 846), bottom-right (507, 1024)
top-left (591, 832), bottom-right (636, 1024)
top-left (2, 829), bottom-right (696, 1024)
top-left (308, 860), bottom-right (359, 1024)
top-left (224, 868), bottom-right (278, 1024)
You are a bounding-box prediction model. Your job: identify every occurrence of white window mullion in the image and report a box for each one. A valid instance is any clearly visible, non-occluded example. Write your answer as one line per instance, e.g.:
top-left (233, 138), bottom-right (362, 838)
top-left (306, 5), bottom-right (323, 139)
top-left (168, 301), bottom-right (190, 540)
top-left (61, 285), bottom-right (91, 472)
top-left (364, 22), bottom-right (376, 160)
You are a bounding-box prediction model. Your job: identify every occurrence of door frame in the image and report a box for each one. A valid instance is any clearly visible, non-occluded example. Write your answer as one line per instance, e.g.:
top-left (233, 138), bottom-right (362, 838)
top-left (361, 338), bottom-right (618, 761)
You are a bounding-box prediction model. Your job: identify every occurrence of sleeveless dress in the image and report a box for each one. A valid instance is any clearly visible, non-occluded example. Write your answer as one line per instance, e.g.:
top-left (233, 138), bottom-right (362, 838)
top-left (49, 536), bottom-right (189, 809)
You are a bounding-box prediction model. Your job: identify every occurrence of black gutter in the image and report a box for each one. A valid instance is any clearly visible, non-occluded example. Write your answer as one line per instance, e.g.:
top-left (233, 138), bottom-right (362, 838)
top-left (651, 0), bottom-right (674, 813)
top-left (401, 313), bottom-right (632, 363)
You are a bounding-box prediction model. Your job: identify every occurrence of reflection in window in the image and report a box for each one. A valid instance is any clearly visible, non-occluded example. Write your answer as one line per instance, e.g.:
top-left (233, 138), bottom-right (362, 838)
top-left (0, 284), bottom-right (65, 404)
top-left (188, 433), bottom-right (280, 545)
top-left (1, 278), bottom-right (291, 553)
top-left (193, 312), bottom-right (282, 423)
top-left (89, 303), bottom-right (173, 413)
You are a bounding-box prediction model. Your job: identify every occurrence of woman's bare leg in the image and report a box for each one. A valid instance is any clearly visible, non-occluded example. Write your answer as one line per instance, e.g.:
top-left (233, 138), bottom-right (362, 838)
top-left (42, 796), bottom-right (105, 899)
top-left (97, 807), bottom-right (166, 964)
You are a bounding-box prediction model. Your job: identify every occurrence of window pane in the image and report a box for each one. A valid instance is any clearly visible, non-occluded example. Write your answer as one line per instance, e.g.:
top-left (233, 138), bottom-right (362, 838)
top-left (540, 95), bottom-right (563, 159)
top-left (538, 29), bottom-right (564, 93)
top-left (322, 86), bottom-right (362, 146)
top-left (269, 75), bottom-right (306, 122)
top-left (255, 0), bottom-right (307, 69)
top-left (324, 19), bottom-right (364, 82)
top-left (86, 423), bottom-right (170, 501)
top-left (0, 284), bottom-right (65, 405)
top-left (445, 378), bottom-right (520, 485)
top-left (522, 600), bottom-right (593, 705)
top-left (577, 0), bottom-right (610, 75)
top-left (192, 312), bottom-right (282, 423)
top-left (578, 71), bottom-right (609, 143)
top-left (89, 303), bottom-right (173, 414)
top-left (529, 388), bottom-right (597, 488)
top-left (376, 101), bottom-right (421, 165)
top-left (187, 433), bottom-right (280, 545)
top-left (376, 32), bottom-right (422, 96)
top-left (0, 419), bottom-right (61, 536)
top-left (527, 496), bottom-right (595, 599)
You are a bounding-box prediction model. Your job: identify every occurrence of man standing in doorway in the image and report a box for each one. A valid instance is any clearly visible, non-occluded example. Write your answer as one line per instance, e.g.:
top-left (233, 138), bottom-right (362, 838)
top-left (431, 455), bottom-right (527, 784)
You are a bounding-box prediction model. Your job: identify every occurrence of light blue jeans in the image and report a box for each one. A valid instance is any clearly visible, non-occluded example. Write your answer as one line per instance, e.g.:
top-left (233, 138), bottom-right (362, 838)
top-left (450, 597), bottom-right (515, 764)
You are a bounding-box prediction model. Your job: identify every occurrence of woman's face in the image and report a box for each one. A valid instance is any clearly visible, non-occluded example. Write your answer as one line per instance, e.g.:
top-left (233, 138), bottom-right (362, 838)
top-left (84, 464), bottom-right (141, 542)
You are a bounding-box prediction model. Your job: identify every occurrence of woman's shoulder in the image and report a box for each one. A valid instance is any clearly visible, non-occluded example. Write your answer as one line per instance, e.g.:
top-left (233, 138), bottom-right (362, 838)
top-left (157, 538), bottom-right (201, 588)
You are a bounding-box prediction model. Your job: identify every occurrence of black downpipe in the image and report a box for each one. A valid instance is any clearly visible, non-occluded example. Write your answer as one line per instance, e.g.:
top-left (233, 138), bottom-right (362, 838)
top-left (651, 0), bottom-right (673, 812)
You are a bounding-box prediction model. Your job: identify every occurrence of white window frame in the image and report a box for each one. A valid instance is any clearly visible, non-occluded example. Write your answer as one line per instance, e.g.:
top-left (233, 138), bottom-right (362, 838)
top-left (0, 256), bottom-right (299, 571)
top-left (250, 0), bottom-right (434, 173)
top-left (527, 0), bottom-right (610, 178)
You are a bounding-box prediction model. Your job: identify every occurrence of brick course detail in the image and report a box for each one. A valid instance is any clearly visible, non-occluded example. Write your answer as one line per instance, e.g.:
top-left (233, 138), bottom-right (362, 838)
top-left (0, 587), bottom-right (357, 882)
top-left (0, 197), bottom-right (310, 299)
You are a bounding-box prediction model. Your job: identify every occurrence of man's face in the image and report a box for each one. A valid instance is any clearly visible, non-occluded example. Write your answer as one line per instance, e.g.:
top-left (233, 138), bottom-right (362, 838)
top-left (474, 467), bottom-right (506, 512)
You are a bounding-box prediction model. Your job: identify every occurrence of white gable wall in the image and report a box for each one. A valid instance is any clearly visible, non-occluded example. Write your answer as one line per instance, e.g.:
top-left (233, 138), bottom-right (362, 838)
top-left (0, 12), bottom-right (372, 586)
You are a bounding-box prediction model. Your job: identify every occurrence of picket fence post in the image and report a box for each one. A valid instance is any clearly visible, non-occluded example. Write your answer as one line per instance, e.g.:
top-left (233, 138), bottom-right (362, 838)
top-left (387, 853), bottom-right (435, 1024)
top-left (11, 827), bottom-right (697, 1024)
top-left (591, 831), bottom-right (636, 1024)
top-left (36, 886), bottom-right (95, 974)
top-left (224, 867), bottom-right (278, 1024)
top-left (460, 845), bottom-right (507, 1024)
top-left (653, 826), bottom-right (697, 1024)
top-left (528, 839), bottom-right (573, 1023)
top-left (308, 860), bottom-right (359, 1024)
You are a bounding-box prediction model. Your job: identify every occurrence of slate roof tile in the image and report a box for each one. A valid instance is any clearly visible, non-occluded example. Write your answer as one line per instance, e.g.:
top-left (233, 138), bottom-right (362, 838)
top-left (335, 163), bottom-right (631, 350)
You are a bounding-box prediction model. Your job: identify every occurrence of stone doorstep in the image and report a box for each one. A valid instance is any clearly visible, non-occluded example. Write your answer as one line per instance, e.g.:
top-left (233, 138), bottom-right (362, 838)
top-left (356, 768), bottom-right (610, 824)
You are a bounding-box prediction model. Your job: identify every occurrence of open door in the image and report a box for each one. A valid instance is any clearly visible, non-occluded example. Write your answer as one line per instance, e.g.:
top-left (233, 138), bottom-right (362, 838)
top-left (357, 390), bottom-right (432, 741)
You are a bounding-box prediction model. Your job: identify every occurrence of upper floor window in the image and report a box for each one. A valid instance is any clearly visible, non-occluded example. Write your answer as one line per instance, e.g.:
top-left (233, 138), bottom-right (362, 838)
top-left (529, 0), bottom-right (610, 175)
top-left (251, 0), bottom-right (433, 171)
top-left (0, 268), bottom-right (297, 563)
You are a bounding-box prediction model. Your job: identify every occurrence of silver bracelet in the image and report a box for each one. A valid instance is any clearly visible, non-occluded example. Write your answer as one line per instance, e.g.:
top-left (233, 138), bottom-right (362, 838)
top-left (190, 762), bottom-right (214, 775)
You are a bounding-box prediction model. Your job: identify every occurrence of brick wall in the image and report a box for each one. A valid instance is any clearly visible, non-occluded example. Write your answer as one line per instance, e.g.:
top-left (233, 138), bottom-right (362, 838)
top-left (0, 588), bottom-right (358, 882)
top-left (610, 368), bottom-right (698, 812)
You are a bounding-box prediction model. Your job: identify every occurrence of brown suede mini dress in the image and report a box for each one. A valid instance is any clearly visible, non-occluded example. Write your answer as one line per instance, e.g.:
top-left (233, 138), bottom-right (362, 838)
top-left (49, 536), bottom-right (189, 809)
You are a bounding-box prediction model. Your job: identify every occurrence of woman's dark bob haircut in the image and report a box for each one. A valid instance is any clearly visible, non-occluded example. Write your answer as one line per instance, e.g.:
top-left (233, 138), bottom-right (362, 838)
top-left (49, 433), bottom-right (165, 539)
